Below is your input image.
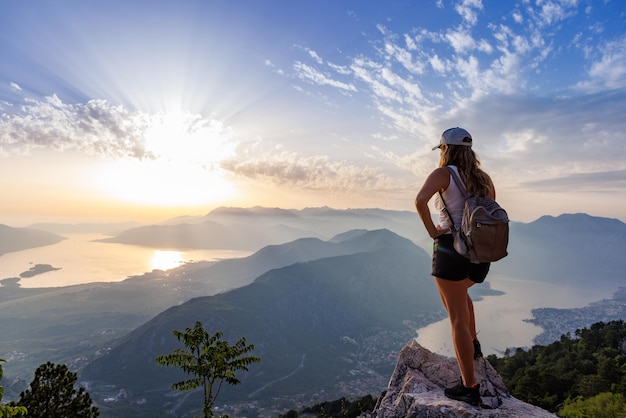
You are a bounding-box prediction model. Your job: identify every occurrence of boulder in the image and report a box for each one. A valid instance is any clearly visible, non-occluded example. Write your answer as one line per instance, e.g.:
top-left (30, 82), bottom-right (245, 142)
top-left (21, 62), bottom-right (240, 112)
top-left (362, 339), bottom-right (557, 418)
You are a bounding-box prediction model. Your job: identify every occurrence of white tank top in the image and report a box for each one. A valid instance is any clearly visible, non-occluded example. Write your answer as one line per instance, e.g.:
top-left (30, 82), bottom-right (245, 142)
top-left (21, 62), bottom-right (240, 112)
top-left (434, 165), bottom-right (465, 230)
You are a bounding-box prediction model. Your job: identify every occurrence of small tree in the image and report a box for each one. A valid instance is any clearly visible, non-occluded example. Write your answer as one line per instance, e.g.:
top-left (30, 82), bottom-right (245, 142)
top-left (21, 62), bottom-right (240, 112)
top-left (15, 362), bottom-right (98, 418)
top-left (156, 321), bottom-right (260, 418)
top-left (0, 359), bottom-right (27, 418)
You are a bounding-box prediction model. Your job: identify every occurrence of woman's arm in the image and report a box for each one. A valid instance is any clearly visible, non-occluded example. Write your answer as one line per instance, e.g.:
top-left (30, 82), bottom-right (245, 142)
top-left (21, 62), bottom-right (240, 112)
top-left (415, 167), bottom-right (450, 239)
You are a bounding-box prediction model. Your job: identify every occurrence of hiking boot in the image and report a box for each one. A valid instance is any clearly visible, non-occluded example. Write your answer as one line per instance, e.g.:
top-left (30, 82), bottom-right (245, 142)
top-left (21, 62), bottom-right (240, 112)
top-left (444, 381), bottom-right (481, 406)
top-left (473, 338), bottom-right (483, 359)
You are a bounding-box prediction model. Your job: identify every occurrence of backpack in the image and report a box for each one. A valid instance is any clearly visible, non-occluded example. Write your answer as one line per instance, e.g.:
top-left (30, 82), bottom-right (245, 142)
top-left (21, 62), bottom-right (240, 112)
top-left (439, 166), bottom-right (509, 264)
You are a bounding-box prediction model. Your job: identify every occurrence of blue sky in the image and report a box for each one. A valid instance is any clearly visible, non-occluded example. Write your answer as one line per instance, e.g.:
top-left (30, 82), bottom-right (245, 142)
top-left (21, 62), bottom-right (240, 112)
top-left (1, 0), bottom-right (625, 225)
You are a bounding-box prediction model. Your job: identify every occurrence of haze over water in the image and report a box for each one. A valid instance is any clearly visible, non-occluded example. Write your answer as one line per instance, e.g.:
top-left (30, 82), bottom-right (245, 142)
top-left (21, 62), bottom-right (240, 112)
top-left (0, 234), bottom-right (250, 288)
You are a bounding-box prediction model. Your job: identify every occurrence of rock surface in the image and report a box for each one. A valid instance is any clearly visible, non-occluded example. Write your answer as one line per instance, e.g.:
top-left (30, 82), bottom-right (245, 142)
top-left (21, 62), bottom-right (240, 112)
top-left (362, 339), bottom-right (557, 418)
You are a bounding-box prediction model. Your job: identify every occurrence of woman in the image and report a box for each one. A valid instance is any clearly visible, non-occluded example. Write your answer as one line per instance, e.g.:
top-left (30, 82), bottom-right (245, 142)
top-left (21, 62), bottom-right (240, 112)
top-left (414, 127), bottom-right (494, 406)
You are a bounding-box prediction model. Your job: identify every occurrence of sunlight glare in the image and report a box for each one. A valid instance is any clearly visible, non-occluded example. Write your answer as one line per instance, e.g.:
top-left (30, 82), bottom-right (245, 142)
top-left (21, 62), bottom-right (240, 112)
top-left (143, 110), bottom-right (235, 164)
top-left (94, 158), bottom-right (238, 206)
top-left (92, 109), bottom-right (240, 206)
top-left (150, 250), bottom-right (184, 271)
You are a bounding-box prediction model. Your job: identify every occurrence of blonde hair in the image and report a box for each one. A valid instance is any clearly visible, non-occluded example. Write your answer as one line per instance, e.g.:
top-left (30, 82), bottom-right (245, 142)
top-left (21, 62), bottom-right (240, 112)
top-left (438, 144), bottom-right (493, 197)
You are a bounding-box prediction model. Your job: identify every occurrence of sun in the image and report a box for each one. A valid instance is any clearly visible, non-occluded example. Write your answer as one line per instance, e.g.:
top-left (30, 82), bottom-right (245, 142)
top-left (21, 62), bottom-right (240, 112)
top-left (92, 110), bottom-right (239, 206)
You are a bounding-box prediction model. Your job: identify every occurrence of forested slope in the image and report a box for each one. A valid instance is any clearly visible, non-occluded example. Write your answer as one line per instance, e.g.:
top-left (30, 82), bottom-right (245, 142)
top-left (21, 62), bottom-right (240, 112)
top-left (488, 320), bottom-right (626, 414)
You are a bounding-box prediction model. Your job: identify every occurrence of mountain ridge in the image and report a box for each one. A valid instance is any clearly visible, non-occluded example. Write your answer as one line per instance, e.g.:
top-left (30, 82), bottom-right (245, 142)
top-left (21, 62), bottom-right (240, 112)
top-left (81, 229), bottom-right (442, 416)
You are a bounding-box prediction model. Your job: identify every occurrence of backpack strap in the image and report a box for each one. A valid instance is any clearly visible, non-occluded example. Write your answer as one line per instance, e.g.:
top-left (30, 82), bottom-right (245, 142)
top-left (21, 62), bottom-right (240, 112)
top-left (437, 190), bottom-right (455, 232)
top-left (446, 166), bottom-right (468, 198)
top-left (437, 166), bottom-right (466, 233)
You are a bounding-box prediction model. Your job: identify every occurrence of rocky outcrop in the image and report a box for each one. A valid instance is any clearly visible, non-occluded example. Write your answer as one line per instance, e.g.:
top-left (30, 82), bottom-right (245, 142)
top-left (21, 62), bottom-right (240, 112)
top-left (363, 339), bottom-right (556, 418)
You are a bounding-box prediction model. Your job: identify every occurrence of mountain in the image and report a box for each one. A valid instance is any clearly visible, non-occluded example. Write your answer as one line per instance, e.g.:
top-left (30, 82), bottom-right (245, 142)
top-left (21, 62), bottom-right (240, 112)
top-left (97, 206), bottom-right (422, 251)
top-left (0, 224), bottom-right (65, 255)
top-left (493, 213), bottom-right (626, 285)
top-left (80, 229), bottom-right (443, 417)
top-left (96, 219), bottom-right (325, 250)
top-left (27, 221), bottom-right (141, 235)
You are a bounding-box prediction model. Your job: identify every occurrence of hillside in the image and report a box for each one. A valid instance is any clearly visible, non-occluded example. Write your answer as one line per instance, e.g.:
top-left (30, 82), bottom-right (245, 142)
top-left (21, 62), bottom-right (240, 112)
top-left (81, 229), bottom-right (443, 417)
top-left (0, 224), bottom-right (65, 255)
top-left (487, 320), bottom-right (626, 413)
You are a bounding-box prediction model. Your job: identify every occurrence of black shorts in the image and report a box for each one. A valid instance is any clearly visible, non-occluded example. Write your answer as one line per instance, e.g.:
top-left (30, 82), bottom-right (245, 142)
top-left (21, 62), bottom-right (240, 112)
top-left (432, 234), bottom-right (490, 283)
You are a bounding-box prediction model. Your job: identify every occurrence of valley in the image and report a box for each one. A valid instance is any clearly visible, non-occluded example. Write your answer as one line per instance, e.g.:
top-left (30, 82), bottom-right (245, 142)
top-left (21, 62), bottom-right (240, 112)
top-left (1, 208), bottom-right (625, 416)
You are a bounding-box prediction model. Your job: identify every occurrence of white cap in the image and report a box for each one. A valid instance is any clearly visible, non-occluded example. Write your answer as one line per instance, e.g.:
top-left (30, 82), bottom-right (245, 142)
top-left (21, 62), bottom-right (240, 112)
top-left (432, 127), bottom-right (473, 150)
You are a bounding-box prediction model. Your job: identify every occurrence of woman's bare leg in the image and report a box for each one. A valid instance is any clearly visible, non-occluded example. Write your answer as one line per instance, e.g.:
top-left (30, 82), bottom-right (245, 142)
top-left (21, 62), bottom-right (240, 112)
top-left (435, 276), bottom-right (476, 387)
top-left (467, 294), bottom-right (477, 341)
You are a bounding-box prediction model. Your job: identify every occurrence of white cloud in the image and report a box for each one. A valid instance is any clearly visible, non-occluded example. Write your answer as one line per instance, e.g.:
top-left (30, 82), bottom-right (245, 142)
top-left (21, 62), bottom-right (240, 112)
top-left (445, 28), bottom-right (477, 53)
top-left (383, 42), bottom-right (425, 74)
top-left (328, 62), bottom-right (352, 75)
top-left (535, 0), bottom-right (579, 26)
top-left (9, 82), bottom-right (22, 92)
top-left (578, 35), bottom-right (626, 91)
top-left (293, 61), bottom-right (357, 92)
top-left (430, 54), bottom-right (446, 73)
top-left (455, 0), bottom-right (483, 26)
top-left (0, 95), bottom-right (150, 158)
top-left (307, 49), bottom-right (324, 65)
top-left (404, 33), bottom-right (417, 51)
top-left (454, 90), bottom-right (626, 186)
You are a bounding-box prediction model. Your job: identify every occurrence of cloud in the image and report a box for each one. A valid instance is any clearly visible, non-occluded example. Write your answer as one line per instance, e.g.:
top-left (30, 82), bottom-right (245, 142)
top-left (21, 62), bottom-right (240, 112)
top-left (534, 0), bottom-right (579, 26)
top-left (10, 82), bottom-right (22, 92)
top-left (221, 151), bottom-right (407, 192)
top-left (520, 170), bottom-right (626, 193)
top-left (453, 89), bottom-right (626, 185)
top-left (281, 8), bottom-right (626, 193)
top-left (455, 0), bottom-right (483, 26)
top-left (0, 95), bottom-right (151, 158)
top-left (578, 34), bottom-right (626, 92)
top-left (445, 28), bottom-right (476, 54)
top-left (0, 95), bottom-right (235, 164)
top-left (293, 61), bottom-right (357, 92)
top-left (307, 48), bottom-right (324, 65)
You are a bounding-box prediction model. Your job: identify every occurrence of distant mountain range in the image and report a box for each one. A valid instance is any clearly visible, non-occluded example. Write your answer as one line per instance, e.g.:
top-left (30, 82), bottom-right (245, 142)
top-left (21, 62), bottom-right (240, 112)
top-left (27, 221), bottom-right (141, 235)
top-left (81, 229), bottom-right (443, 417)
top-left (93, 208), bottom-right (626, 286)
top-left (499, 213), bottom-right (626, 285)
top-left (94, 206), bottom-right (422, 251)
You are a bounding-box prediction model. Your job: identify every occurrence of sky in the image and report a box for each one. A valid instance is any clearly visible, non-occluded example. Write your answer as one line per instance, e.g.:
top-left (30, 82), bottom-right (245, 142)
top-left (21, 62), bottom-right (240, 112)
top-left (1, 0), bottom-right (625, 226)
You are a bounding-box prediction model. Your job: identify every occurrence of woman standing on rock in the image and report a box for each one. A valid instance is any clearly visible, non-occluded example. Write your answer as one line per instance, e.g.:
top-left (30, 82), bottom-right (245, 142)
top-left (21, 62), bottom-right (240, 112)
top-left (414, 127), bottom-right (494, 406)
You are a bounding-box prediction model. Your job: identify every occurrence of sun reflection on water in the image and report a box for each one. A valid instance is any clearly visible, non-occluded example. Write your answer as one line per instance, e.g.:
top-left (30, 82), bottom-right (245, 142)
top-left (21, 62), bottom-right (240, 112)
top-left (150, 250), bottom-right (184, 271)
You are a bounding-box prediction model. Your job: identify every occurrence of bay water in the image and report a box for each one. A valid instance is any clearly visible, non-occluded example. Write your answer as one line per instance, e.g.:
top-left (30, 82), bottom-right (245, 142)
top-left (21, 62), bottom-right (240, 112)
top-left (0, 233), bottom-right (250, 288)
top-left (416, 273), bottom-right (617, 357)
